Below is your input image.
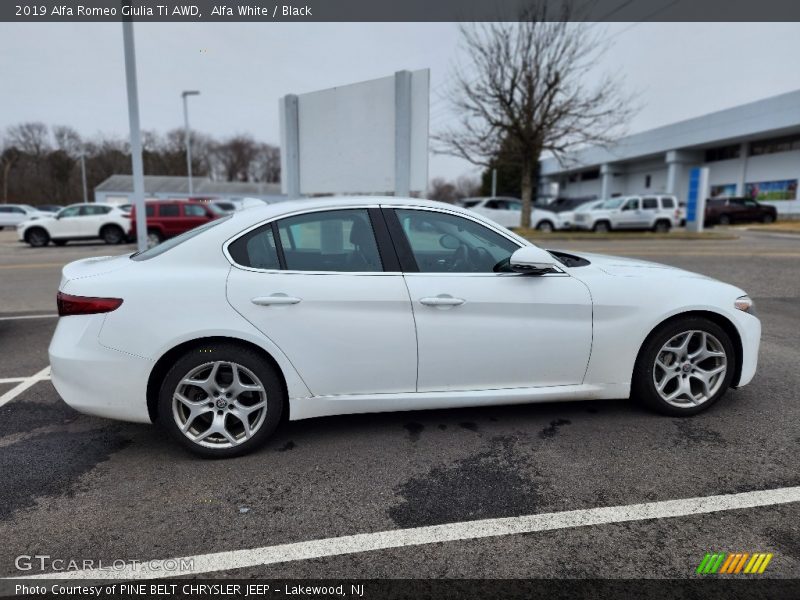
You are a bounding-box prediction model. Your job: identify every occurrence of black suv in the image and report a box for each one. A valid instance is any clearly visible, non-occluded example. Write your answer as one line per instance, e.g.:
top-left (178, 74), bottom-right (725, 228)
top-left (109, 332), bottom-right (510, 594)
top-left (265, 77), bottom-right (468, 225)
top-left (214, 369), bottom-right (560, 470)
top-left (705, 197), bottom-right (777, 226)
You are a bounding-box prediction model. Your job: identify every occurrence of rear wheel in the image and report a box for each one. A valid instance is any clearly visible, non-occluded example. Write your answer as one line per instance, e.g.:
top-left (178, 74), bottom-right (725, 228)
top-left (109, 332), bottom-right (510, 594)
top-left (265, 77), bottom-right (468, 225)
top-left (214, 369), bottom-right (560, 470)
top-left (652, 219), bottom-right (671, 233)
top-left (632, 317), bottom-right (735, 416)
top-left (536, 220), bottom-right (554, 233)
top-left (593, 220), bottom-right (611, 233)
top-left (718, 214), bottom-right (731, 226)
top-left (146, 229), bottom-right (163, 248)
top-left (158, 344), bottom-right (285, 458)
top-left (25, 227), bottom-right (50, 247)
top-left (101, 224), bottom-right (125, 245)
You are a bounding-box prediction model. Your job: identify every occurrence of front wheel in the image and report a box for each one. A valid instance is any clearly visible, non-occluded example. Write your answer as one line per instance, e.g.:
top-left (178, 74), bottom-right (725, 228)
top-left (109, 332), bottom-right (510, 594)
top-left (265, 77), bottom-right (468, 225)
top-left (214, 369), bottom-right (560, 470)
top-left (25, 228), bottom-right (50, 247)
top-left (593, 220), bottom-right (611, 233)
top-left (762, 214), bottom-right (775, 224)
top-left (536, 220), bottom-right (554, 233)
top-left (632, 317), bottom-right (735, 416)
top-left (158, 344), bottom-right (284, 458)
top-left (718, 214), bottom-right (731, 226)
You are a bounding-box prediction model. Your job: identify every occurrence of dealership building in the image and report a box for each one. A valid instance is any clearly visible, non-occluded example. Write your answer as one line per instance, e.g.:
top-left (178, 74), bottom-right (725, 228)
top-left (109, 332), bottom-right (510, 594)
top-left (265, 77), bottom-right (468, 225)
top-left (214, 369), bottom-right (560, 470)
top-left (539, 89), bottom-right (800, 215)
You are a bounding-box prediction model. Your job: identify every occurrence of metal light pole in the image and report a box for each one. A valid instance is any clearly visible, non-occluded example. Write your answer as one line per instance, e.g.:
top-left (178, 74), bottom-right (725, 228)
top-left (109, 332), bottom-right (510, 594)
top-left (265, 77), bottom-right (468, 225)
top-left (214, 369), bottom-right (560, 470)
top-left (122, 20), bottom-right (148, 252)
top-left (79, 154), bottom-right (88, 203)
top-left (182, 90), bottom-right (200, 196)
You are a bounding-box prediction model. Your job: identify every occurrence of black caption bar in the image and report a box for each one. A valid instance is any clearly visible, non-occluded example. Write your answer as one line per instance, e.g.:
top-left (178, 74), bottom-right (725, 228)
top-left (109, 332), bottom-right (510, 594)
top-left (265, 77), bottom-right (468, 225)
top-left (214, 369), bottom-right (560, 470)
top-left (2, 0), bottom-right (800, 22)
top-left (2, 579), bottom-right (800, 600)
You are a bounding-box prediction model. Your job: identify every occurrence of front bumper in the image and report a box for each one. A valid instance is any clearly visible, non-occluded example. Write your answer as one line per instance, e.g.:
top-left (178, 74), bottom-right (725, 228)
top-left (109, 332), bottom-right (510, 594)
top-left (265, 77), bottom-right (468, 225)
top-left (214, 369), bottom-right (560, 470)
top-left (49, 314), bottom-right (154, 423)
top-left (734, 311), bottom-right (760, 387)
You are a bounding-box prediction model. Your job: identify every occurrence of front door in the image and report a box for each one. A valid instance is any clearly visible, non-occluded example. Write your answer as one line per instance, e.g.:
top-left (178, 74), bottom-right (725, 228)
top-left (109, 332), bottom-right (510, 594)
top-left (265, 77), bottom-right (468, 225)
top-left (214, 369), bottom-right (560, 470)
top-left (226, 207), bottom-right (417, 397)
top-left (616, 197), bottom-right (643, 228)
top-left (389, 207), bottom-right (593, 392)
top-left (49, 205), bottom-right (85, 238)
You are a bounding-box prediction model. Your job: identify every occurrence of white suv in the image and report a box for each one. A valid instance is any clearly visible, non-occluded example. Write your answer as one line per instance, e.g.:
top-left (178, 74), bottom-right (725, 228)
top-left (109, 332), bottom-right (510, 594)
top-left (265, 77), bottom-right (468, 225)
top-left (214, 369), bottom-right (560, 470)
top-left (18, 203), bottom-right (131, 247)
top-left (461, 197), bottom-right (561, 231)
top-left (573, 195), bottom-right (680, 232)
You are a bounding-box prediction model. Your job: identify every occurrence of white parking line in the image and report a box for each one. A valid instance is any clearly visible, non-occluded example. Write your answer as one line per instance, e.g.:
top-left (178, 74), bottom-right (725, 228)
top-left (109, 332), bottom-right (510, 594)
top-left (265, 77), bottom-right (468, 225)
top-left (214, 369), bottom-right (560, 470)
top-left (0, 314), bottom-right (58, 321)
top-left (0, 367), bottom-right (51, 407)
top-left (18, 485), bottom-right (800, 580)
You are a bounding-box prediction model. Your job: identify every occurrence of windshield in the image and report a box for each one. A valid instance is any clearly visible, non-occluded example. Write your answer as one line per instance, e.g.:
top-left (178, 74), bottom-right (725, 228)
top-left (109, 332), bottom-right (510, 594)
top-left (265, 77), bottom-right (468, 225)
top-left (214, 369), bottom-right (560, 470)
top-left (131, 215), bottom-right (232, 261)
top-left (601, 198), bottom-right (625, 209)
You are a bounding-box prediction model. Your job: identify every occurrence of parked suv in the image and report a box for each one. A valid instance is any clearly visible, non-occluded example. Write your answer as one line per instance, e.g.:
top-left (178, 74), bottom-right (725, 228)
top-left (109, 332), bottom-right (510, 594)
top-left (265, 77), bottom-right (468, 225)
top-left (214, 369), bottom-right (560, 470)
top-left (17, 203), bottom-right (130, 247)
top-left (0, 204), bottom-right (44, 229)
top-left (461, 197), bottom-right (561, 231)
top-left (130, 200), bottom-right (220, 247)
top-left (573, 195), bottom-right (680, 232)
top-left (704, 196), bottom-right (777, 226)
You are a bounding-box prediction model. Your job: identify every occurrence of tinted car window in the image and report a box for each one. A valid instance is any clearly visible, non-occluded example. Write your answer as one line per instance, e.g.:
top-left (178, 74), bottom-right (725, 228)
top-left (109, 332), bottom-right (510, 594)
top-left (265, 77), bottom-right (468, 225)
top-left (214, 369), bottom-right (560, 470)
top-left (184, 204), bottom-right (207, 217)
top-left (159, 204), bottom-right (180, 217)
top-left (58, 206), bottom-right (81, 218)
top-left (228, 225), bottom-right (280, 270)
top-left (622, 198), bottom-right (639, 210)
top-left (661, 197), bottom-right (675, 208)
top-left (277, 209), bottom-right (383, 272)
top-left (642, 198), bottom-right (658, 209)
top-left (84, 205), bottom-right (112, 215)
top-left (395, 209), bottom-right (519, 273)
top-left (145, 205), bottom-right (155, 217)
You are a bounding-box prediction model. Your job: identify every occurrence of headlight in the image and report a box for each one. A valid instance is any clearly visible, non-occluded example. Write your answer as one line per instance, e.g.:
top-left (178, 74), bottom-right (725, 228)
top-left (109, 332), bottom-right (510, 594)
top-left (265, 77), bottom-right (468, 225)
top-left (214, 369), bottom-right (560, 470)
top-left (735, 295), bottom-right (755, 315)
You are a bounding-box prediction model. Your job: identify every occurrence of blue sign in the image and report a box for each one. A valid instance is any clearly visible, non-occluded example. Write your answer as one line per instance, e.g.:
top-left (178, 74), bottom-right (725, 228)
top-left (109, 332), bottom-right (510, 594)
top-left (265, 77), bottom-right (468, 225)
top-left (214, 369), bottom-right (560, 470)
top-left (686, 168), bottom-right (701, 223)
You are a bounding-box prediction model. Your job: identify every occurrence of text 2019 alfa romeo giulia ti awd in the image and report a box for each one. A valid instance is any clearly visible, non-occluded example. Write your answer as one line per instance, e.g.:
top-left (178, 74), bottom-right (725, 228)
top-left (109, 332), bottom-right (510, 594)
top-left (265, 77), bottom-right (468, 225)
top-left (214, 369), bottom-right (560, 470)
top-left (50, 198), bottom-right (760, 457)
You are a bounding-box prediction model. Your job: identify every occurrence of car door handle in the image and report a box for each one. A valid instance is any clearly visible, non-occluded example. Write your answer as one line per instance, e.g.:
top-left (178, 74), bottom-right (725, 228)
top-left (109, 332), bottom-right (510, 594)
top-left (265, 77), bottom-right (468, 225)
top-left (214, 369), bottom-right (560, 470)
top-left (251, 294), bottom-right (302, 306)
top-left (419, 295), bottom-right (466, 307)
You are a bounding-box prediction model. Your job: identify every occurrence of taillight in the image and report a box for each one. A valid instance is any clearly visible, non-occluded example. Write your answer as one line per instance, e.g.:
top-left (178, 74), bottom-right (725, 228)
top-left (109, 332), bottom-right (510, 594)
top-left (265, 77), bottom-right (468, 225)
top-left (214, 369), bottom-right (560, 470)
top-left (121, 212), bottom-right (131, 218)
top-left (57, 292), bottom-right (123, 316)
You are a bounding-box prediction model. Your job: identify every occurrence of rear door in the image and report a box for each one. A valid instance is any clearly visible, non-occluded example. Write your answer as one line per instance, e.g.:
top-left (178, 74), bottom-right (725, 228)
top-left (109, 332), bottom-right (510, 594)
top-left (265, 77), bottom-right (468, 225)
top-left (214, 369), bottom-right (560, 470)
top-left (81, 205), bottom-right (112, 237)
top-left (641, 196), bottom-right (659, 227)
top-left (225, 207), bottom-right (418, 396)
top-left (158, 203), bottom-right (182, 237)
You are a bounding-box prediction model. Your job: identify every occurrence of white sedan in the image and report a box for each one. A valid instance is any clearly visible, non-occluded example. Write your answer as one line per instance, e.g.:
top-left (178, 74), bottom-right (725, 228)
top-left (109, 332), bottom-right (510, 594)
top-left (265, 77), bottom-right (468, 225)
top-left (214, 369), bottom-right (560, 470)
top-left (49, 198), bottom-right (760, 457)
top-left (18, 203), bottom-right (131, 247)
top-left (0, 204), bottom-right (44, 228)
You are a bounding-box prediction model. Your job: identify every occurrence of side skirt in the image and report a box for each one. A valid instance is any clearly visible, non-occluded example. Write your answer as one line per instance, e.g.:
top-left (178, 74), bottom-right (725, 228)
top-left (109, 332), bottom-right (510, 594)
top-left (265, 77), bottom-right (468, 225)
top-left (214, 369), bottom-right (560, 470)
top-left (288, 383), bottom-right (630, 421)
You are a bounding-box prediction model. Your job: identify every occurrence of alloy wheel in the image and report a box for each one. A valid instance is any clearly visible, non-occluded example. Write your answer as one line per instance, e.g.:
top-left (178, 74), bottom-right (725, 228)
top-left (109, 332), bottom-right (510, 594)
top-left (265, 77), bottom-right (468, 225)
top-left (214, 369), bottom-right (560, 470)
top-left (652, 330), bottom-right (727, 408)
top-left (172, 361), bottom-right (268, 449)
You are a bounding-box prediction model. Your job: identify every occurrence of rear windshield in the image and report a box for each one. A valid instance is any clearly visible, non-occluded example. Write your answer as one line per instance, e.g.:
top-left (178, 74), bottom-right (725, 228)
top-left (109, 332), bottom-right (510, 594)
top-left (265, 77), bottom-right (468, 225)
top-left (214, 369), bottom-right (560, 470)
top-left (130, 215), bottom-right (232, 261)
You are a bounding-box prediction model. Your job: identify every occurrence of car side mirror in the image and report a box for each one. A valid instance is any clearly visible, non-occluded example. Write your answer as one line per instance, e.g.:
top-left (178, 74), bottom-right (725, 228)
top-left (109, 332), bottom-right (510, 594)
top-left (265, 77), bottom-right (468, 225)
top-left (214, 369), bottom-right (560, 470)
top-left (509, 246), bottom-right (559, 275)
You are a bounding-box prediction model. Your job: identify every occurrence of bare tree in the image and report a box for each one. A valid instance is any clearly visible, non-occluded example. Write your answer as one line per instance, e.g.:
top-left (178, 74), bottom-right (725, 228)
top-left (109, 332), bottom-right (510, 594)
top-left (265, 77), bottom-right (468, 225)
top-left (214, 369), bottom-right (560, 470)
top-left (250, 143), bottom-right (281, 183)
top-left (7, 122), bottom-right (51, 157)
top-left (53, 126), bottom-right (84, 157)
top-left (215, 134), bottom-right (259, 182)
top-left (435, 2), bottom-right (636, 227)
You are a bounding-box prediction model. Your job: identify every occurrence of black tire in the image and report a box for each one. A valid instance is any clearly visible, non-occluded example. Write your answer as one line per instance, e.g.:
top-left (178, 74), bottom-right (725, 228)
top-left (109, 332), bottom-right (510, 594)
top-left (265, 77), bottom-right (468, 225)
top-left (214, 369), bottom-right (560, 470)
top-left (25, 227), bottom-right (50, 247)
top-left (101, 224), bottom-right (125, 245)
top-left (158, 343), bottom-right (285, 458)
top-left (762, 214), bottom-right (775, 224)
top-left (536, 220), bottom-right (554, 233)
top-left (652, 219), bottom-right (671, 233)
top-left (593, 220), bottom-right (611, 233)
top-left (53, 240), bottom-right (67, 246)
top-left (632, 316), bottom-right (736, 417)
top-left (718, 214), bottom-right (731, 226)
top-left (146, 229), bottom-right (163, 248)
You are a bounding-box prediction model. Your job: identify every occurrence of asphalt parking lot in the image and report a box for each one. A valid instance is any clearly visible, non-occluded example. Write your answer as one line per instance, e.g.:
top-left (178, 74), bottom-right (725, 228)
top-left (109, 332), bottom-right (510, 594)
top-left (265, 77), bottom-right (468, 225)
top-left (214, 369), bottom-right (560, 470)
top-left (0, 227), bottom-right (799, 580)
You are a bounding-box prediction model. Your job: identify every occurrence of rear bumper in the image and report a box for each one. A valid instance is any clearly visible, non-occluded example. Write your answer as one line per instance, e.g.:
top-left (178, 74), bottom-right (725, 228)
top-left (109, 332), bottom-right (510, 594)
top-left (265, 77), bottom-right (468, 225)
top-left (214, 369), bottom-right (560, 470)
top-left (48, 314), bottom-right (153, 424)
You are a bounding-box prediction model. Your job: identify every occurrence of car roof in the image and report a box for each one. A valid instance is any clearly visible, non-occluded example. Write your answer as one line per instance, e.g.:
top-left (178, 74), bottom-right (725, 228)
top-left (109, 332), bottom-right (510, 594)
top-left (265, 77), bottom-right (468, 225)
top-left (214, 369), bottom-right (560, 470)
top-left (228, 196), bottom-right (463, 220)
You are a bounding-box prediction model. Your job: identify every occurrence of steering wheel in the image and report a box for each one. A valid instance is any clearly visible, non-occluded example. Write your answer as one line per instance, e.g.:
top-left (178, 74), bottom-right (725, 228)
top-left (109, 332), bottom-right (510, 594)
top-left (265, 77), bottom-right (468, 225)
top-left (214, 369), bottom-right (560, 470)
top-left (449, 244), bottom-right (470, 272)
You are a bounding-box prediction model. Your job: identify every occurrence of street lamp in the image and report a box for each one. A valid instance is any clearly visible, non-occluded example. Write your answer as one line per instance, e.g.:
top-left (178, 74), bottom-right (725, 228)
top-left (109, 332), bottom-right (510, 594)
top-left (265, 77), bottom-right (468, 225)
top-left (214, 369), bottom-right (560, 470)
top-left (182, 90), bottom-right (200, 196)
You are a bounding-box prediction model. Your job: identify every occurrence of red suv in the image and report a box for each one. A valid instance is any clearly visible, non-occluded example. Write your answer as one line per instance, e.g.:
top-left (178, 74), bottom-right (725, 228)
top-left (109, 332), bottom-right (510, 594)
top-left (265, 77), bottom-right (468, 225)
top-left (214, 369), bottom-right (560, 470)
top-left (129, 200), bottom-right (221, 247)
top-left (704, 197), bottom-right (778, 226)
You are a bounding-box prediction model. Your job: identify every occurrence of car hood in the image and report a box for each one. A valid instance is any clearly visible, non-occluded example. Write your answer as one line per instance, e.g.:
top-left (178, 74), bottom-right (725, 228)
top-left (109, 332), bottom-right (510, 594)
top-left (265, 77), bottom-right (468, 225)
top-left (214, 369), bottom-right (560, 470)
top-left (567, 251), bottom-right (712, 280)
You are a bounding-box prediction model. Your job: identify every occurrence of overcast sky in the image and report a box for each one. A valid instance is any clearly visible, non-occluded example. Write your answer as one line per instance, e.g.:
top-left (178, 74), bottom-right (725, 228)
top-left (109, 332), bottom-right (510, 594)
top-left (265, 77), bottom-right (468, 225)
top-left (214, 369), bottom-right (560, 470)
top-left (2, 21), bottom-right (800, 183)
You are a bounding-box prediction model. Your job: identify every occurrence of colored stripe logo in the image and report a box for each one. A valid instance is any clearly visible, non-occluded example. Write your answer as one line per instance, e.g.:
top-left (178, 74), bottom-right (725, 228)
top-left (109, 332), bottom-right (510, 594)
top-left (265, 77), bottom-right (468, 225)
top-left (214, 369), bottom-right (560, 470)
top-left (696, 552), bottom-right (773, 574)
